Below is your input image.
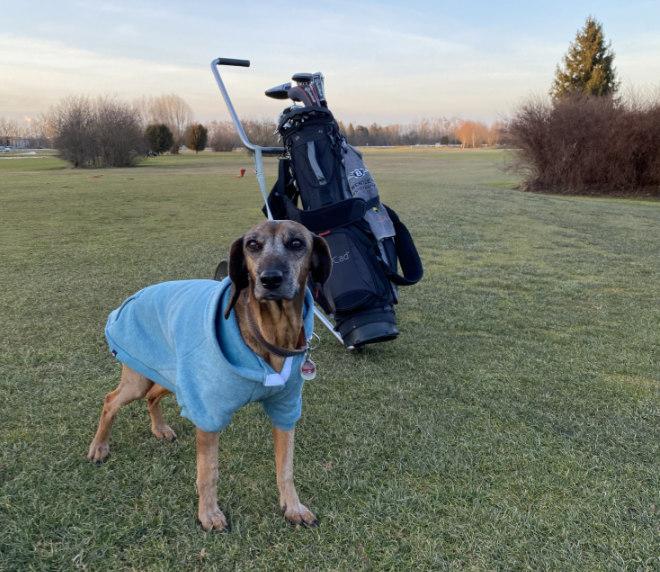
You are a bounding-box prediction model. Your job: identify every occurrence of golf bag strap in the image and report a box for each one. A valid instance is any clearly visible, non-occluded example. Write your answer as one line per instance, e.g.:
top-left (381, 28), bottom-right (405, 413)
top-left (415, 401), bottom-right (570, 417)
top-left (264, 160), bottom-right (367, 232)
top-left (264, 184), bottom-right (366, 233)
top-left (263, 159), bottom-right (297, 219)
top-left (381, 205), bottom-right (424, 286)
top-left (307, 140), bottom-right (328, 185)
top-left (287, 198), bottom-right (367, 233)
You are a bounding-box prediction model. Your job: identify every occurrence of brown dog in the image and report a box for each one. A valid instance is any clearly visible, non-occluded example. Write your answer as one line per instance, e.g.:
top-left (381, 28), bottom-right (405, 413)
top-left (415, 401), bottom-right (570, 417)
top-left (87, 220), bottom-right (332, 531)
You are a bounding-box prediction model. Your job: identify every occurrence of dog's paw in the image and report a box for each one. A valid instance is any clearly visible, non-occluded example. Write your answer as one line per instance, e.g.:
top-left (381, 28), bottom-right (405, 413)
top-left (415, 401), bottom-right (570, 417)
top-left (151, 424), bottom-right (177, 442)
top-left (87, 441), bottom-right (110, 465)
top-left (199, 508), bottom-right (229, 533)
top-left (281, 503), bottom-right (319, 528)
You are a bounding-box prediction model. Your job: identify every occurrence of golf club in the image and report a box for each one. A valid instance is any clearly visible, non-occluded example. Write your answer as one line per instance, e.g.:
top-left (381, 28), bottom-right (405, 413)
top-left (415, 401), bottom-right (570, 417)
top-left (265, 82), bottom-right (292, 100)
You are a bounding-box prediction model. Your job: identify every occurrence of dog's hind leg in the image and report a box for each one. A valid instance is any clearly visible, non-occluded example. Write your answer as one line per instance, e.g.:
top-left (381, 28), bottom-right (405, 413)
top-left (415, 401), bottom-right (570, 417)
top-left (87, 364), bottom-right (153, 465)
top-left (146, 383), bottom-right (177, 442)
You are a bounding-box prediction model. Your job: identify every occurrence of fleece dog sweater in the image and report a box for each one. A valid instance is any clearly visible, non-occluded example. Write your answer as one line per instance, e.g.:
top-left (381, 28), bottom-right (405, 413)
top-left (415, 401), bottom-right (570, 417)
top-left (105, 278), bottom-right (314, 433)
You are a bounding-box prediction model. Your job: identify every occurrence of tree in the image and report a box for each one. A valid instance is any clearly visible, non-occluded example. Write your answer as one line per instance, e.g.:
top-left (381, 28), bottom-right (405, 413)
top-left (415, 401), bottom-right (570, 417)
top-left (51, 96), bottom-right (143, 167)
top-left (551, 17), bottom-right (618, 99)
top-left (454, 120), bottom-right (489, 148)
top-left (52, 96), bottom-right (96, 167)
top-left (145, 123), bottom-right (174, 154)
top-left (94, 97), bottom-right (144, 167)
top-left (347, 125), bottom-right (369, 146)
top-left (243, 119), bottom-right (279, 147)
top-left (505, 92), bottom-right (660, 193)
top-left (487, 122), bottom-right (503, 147)
top-left (184, 123), bottom-right (208, 153)
top-left (208, 120), bottom-right (240, 151)
top-left (137, 94), bottom-right (193, 153)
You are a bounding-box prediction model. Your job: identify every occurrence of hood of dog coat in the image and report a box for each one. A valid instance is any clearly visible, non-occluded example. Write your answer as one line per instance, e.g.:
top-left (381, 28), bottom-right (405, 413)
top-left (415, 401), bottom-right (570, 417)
top-left (105, 278), bottom-right (314, 433)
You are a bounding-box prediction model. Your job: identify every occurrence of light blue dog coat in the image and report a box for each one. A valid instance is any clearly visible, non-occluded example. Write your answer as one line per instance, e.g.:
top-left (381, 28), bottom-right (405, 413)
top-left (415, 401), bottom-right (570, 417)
top-left (105, 278), bottom-right (314, 433)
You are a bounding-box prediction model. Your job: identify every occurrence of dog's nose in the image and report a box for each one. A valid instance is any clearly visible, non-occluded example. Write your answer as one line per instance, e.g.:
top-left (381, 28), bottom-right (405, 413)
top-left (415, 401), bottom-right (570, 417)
top-left (260, 269), bottom-right (284, 290)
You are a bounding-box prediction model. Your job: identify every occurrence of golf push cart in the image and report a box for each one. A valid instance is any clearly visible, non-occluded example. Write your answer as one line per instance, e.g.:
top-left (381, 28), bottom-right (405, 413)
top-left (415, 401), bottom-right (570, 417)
top-left (211, 57), bottom-right (423, 349)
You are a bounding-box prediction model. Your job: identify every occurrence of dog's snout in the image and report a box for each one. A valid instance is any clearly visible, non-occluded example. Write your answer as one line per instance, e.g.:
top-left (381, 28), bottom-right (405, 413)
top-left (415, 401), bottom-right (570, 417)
top-left (260, 269), bottom-right (284, 290)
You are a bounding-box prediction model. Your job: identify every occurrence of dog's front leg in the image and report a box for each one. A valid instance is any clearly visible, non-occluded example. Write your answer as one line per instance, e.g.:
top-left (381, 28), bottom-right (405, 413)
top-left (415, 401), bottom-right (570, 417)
top-left (273, 427), bottom-right (319, 527)
top-left (196, 429), bottom-right (228, 532)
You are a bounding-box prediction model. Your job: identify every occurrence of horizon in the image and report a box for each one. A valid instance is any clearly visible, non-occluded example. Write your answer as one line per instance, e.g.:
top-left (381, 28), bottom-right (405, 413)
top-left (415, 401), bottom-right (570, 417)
top-left (2, 1), bottom-right (660, 129)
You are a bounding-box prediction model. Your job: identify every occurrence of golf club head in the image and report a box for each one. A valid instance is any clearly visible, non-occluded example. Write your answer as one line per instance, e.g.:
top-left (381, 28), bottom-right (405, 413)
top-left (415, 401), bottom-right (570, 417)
top-left (292, 72), bottom-right (313, 85)
top-left (311, 72), bottom-right (326, 106)
top-left (287, 85), bottom-right (320, 107)
top-left (265, 82), bottom-right (292, 99)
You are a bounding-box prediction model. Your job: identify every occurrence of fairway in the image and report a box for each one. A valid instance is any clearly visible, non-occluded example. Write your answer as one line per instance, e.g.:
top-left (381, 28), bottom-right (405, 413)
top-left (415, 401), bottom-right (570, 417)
top-left (1, 149), bottom-right (659, 570)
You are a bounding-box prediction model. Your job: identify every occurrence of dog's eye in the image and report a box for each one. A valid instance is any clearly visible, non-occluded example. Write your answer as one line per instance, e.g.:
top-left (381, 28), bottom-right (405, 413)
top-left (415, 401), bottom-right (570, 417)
top-left (288, 238), bottom-right (304, 250)
top-left (246, 240), bottom-right (261, 251)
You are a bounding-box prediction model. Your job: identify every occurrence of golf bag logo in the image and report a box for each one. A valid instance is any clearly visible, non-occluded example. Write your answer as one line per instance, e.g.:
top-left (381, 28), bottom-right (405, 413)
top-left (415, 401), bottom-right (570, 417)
top-left (333, 250), bottom-right (350, 264)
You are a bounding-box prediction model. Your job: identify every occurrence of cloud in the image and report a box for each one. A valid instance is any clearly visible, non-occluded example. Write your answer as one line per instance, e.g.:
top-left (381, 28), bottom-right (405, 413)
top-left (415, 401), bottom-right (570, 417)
top-left (0, 34), bottom-right (213, 115)
top-left (3, 1), bottom-right (660, 128)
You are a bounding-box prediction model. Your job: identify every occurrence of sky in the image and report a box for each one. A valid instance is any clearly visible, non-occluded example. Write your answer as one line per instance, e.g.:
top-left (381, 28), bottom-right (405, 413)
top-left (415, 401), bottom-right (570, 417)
top-left (2, 0), bottom-right (660, 129)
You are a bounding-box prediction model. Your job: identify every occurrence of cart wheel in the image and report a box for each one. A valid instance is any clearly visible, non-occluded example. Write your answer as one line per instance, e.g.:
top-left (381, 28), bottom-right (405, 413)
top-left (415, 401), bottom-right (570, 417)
top-left (214, 259), bottom-right (229, 281)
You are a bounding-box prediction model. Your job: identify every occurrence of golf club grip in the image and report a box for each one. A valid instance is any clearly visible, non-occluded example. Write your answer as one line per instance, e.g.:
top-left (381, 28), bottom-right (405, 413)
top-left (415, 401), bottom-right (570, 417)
top-left (216, 58), bottom-right (250, 67)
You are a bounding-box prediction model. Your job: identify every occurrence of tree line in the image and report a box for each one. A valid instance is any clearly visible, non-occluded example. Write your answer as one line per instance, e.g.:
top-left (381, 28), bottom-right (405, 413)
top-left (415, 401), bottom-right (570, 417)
top-left (1, 94), bottom-right (209, 167)
top-left (205, 117), bottom-right (502, 151)
top-left (8, 16), bottom-right (656, 195)
top-left (1, 97), bottom-right (502, 168)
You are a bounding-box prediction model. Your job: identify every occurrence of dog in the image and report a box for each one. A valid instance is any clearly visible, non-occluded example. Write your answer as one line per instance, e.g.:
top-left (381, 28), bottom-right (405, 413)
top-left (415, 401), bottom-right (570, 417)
top-left (87, 220), bottom-right (332, 531)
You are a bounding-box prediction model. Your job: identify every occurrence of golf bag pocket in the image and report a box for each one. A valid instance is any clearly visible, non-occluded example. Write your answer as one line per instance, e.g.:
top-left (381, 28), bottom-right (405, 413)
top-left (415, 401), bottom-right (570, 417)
top-left (310, 225), bottom-right (398, 344)
top-left (285, 116), bottom-right (350, 209)
top-left (316, 226), bottom-right (388, 312)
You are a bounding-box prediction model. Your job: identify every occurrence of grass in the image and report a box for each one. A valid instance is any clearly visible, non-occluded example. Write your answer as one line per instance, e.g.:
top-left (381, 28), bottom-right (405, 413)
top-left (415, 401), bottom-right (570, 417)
top-left (1, 148), bottom-right (659, 570)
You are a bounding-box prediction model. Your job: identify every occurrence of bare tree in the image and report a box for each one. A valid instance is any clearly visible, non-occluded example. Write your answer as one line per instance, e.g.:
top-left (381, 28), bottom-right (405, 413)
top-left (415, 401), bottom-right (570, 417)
top-left (52, 96), bottom-right (97, 167)
top-left (505, 92), bottom-right (660, 193)
top-left (0, 115), bottom-right (55, 148)
top-left (243, 119), bottom-right (279, 147)
top-left (454, 120), bottom-right (490, 148)
top-left (51, 96), bottom-right (143, 167)
top-left (207, 120), bottom-right (240, 151)
top-left (487, 122), bottom-right (503, 147)
top-left (0, 117), bottom-right (19, 147)
top-left (93, 97), bottom-right (144, 167)
top-left (137, 94), bottom-right (193, 154)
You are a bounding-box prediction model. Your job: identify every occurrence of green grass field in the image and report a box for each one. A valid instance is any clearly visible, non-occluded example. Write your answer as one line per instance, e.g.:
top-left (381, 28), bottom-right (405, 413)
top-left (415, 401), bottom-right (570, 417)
top-left (1, 149), bottom-right (659, 570)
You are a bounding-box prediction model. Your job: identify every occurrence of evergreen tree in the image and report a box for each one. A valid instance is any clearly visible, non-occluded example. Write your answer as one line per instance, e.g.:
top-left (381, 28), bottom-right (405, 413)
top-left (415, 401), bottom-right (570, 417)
top-left (185, 123), bottom-right (208, 153)
top-left (551, 17), bottom-right (618, 99)
top-left (145, 123), bottom-right (173, 154)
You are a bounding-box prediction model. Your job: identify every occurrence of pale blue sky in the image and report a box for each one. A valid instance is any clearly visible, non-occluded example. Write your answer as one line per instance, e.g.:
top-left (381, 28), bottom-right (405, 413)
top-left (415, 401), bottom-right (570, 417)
top-left (2, 1), bottom-right (659, 127)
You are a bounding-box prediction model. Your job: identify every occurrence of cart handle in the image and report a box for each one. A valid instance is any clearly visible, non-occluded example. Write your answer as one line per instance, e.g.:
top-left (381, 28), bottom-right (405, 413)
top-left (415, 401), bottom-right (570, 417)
top-left (215, 58), bottom-right (250, 67)
top-left (211, 57), bottom-right (284, 155)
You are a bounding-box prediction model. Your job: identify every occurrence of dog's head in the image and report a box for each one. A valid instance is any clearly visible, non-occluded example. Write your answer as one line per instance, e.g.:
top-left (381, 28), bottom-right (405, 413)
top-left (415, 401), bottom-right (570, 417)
top-left (224, 220), bottom-right (332, 319)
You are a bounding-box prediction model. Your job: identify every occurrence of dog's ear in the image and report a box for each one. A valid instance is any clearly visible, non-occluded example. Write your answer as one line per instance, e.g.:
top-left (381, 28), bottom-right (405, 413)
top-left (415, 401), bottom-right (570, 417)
top-left (311, 234), bottom-right (332, 286)
top-left (310, 234), bottom-right (335, 314)
top-left (224, 236), bottom-right (249, 319)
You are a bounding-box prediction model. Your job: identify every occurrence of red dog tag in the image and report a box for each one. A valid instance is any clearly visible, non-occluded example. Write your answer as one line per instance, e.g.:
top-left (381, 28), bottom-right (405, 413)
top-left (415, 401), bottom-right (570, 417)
top-left (300, 359), bottom-right (317, 381)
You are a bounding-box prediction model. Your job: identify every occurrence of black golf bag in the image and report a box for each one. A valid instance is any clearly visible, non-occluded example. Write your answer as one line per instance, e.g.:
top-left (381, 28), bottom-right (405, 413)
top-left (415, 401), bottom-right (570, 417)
top-left (264, 102), bottom-right (423, 348)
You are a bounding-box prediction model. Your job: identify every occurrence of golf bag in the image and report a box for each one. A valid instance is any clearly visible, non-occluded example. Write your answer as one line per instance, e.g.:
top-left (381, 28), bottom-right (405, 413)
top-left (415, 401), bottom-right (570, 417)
top-left (264, 90), bottom-right (423, 347)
